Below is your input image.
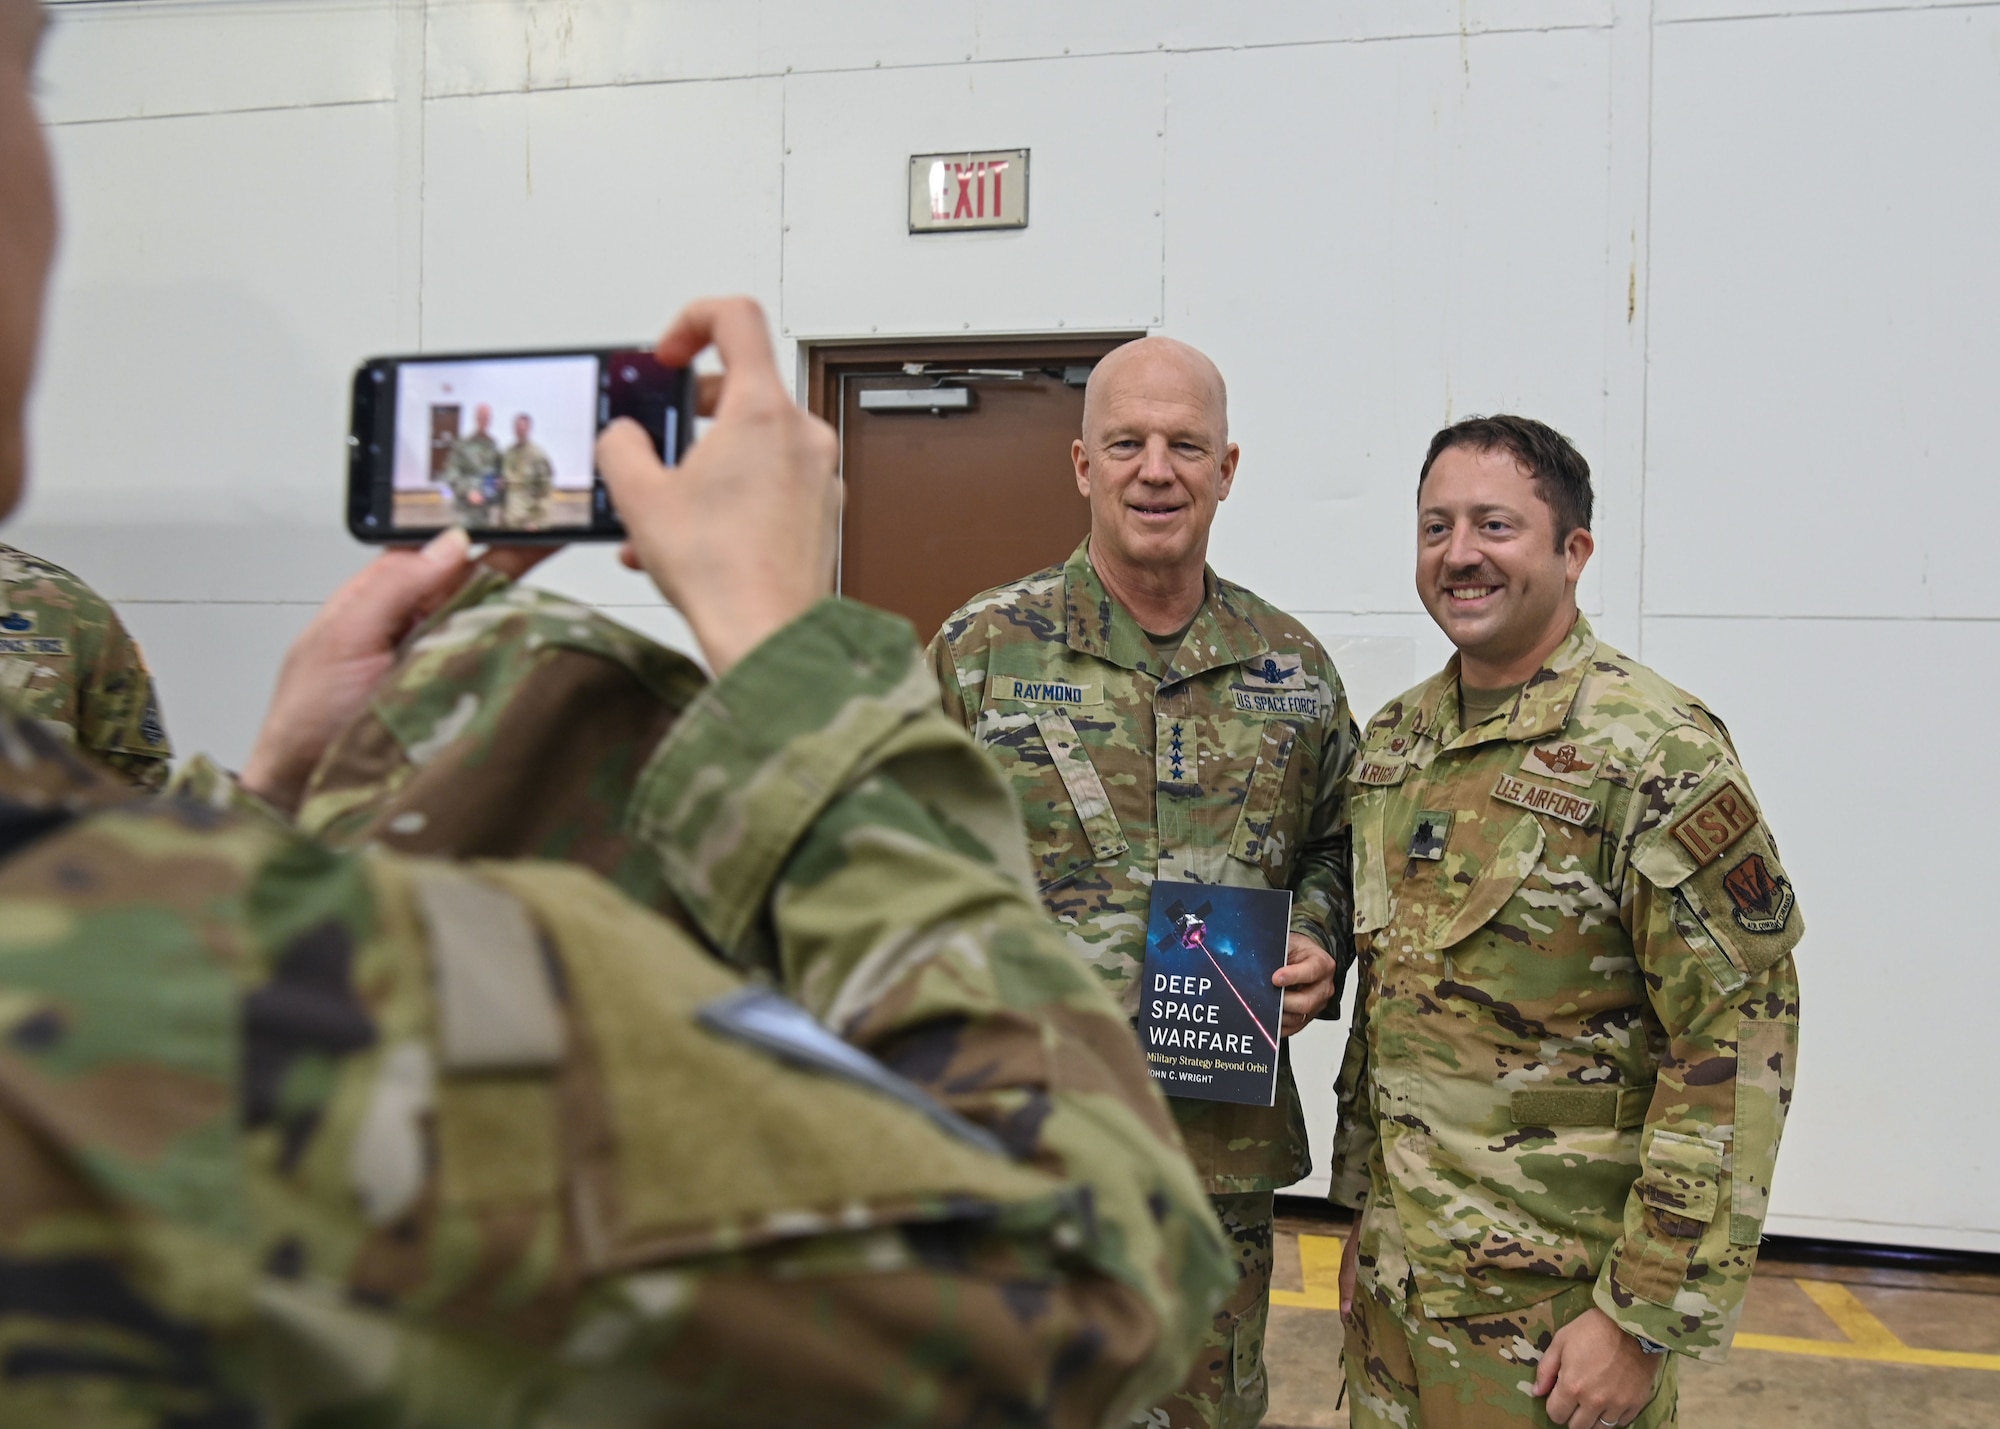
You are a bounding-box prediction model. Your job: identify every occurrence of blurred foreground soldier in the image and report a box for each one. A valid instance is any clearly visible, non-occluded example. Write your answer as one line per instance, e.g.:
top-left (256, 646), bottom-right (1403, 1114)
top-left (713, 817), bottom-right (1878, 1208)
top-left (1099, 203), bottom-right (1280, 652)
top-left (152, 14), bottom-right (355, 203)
top-left (0, 7), bottom-right (1232, 1421)
top-left (501, 410), bottom-right (553, 528)
top-left (927, 338), bottom-right (1358, 1429)
top-left (1331, 417), bottom-right (1802, 1429)
top-left (442, 400), bottom-right (501, 527)
top-left (0, 540), bottom-right (171, 787)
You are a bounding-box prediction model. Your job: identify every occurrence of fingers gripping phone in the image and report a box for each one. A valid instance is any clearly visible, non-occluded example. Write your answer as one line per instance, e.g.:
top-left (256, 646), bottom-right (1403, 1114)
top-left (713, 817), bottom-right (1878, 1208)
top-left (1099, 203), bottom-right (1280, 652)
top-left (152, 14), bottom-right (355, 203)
top-left (347, 347), bottom-right (694, 543)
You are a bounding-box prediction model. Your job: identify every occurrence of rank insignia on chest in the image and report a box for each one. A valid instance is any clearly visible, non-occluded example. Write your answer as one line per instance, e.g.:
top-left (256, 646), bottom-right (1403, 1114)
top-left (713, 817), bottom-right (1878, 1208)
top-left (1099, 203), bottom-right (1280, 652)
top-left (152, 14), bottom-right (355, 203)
top-left (1723, 852), bottom-right (1794, 933)
top-left (1408, 810), bottom-right (1453, 861)
top-left (1522, 740), bottom-right (1600, 789)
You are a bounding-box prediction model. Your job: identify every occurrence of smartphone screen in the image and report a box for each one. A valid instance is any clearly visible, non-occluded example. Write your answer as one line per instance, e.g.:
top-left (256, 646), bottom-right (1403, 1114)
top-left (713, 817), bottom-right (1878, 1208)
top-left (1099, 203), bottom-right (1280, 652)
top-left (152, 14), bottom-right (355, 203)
top-left (348, 347), bottom-right (692, 543)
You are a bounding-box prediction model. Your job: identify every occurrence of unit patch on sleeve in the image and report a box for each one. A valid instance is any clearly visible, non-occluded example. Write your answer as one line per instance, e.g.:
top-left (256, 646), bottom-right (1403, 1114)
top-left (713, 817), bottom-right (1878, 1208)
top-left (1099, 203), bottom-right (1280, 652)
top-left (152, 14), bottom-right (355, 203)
top-left (1408, 810), bottom-right (1453, 861)
top-left (1669, 779), bottom-right (1758, 867)
top-left (1490, 772), bottom-right (1597, 828)
top-left (1722, 852), bottom-right (1794, 934)
top-left (991, 675), bottom-right (1102, 706)
top-left (1522, 740), bottom-right (1600, 789)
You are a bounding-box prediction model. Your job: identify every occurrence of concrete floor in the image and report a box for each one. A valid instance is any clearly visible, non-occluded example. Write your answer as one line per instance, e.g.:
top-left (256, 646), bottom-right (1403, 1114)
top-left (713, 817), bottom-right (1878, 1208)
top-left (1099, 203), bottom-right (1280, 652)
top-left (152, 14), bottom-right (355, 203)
top-left (1262, 1208), bottom-right (2000, 1428)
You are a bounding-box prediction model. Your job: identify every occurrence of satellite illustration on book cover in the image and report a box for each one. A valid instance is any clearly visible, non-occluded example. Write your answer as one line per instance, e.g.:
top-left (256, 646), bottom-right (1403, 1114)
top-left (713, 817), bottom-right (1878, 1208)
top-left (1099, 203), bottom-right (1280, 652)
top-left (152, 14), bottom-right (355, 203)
top-left (1136, 879), bottom-right (1291, 1107)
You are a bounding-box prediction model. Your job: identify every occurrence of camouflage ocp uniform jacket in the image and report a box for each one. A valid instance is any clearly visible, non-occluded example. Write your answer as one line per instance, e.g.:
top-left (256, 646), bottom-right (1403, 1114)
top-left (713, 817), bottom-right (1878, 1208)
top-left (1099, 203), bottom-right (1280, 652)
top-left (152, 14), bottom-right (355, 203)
top-left (927, 540), bottom-right (1359, 1195)
top-left (0, 541), bottom-right (172, 789)
top-left (1329, 616), bottom-right (1802, 1362)
top-left (0, 598), bottom-right (1233, 1427)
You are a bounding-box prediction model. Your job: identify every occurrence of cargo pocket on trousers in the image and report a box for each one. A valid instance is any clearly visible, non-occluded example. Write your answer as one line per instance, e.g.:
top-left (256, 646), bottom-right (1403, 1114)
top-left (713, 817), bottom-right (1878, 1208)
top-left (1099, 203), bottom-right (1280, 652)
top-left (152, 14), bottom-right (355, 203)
top-left (1229, 1303), bottom-right (1269, 1407)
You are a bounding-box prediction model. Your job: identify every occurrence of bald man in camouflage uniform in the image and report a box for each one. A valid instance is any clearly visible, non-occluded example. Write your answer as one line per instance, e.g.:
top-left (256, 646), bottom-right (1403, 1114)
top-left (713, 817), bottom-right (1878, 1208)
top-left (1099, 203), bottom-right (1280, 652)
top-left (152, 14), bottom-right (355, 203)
top-left (928, 338), bottom-right (1358, 1429)
top-left (1332, 416), bottom-right (1801, 1429)
top-left (0, 540), bottom-right (171, 788)
top-left (442, 403), bottom-right (502, 529)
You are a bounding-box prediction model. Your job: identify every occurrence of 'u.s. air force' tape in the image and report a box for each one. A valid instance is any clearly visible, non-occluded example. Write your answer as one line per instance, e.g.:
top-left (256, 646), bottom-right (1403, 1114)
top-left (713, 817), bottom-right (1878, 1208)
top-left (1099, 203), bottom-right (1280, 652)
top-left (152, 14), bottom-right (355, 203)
top-left (696, 987), bottom-right (1012, 1160)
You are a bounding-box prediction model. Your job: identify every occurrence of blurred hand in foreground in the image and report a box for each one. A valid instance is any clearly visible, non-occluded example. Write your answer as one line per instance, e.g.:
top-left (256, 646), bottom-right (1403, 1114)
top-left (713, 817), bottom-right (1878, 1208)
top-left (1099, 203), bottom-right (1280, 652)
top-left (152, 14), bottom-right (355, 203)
top-left (597, 296), bottom-right (841, 676)
top-left (241, 531), bottom-right (549, 811)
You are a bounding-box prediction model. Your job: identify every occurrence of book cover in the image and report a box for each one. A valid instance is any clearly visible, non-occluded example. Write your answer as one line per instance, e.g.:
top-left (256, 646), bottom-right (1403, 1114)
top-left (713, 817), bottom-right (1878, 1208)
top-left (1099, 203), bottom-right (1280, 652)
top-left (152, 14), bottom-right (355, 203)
top-left (1135, 879), bottom-right (1291, 1107)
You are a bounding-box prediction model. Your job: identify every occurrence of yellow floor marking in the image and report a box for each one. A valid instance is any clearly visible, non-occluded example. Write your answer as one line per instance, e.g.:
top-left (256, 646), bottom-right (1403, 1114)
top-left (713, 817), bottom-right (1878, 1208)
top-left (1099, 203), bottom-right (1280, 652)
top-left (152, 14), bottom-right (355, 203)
top-left (1735, 1278), bottom-right (2000, 1372)
top-left (1271, 1233), bottom-right (1344, 1310)
top-left (1273, 1238), bottom-right (2000, 1372)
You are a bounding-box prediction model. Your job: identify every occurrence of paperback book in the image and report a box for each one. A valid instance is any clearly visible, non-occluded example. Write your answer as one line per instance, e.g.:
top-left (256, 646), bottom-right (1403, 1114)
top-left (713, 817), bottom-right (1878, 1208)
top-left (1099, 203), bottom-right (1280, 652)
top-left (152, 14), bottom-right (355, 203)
top-left (1134, 879), bottom-right (1290, 1107)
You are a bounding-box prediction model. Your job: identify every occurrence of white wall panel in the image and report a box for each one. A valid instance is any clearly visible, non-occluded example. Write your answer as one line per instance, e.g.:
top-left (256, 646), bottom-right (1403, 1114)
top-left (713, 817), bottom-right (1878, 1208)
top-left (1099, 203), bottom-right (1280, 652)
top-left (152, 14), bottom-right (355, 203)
top-left (423, 78), bottom-right (785, 347)
top-left (24, 102), bottom-right (402, 573)
top-left (1166, 31), bottom-right (1616, 621)
top-left (424, 0), bottom-right (975, 97)
top-left (1643, 614), bottom-right (2000, 1253)
top-left (1647, 6), bottom-right (2000, 619)
top-left (971, 0), bottom-right (1607, 62)
top-left (781, 56), bottom-right (1164, 337)
top-left (113, 601), bottom-right (322, 773)
top-left (40, 0), bottom-right (398, 125)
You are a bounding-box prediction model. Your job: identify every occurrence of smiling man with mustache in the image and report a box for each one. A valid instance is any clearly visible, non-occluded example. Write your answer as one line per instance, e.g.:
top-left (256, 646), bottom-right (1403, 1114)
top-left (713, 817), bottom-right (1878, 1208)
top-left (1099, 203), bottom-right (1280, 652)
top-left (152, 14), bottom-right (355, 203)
top-left (1330, 415), bottom-right (1804, 1429)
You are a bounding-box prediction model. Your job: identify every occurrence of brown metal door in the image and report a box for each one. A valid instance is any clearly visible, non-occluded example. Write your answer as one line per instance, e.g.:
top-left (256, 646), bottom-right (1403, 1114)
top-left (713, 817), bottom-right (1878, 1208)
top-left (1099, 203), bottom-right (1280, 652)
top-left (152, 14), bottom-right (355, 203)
top-left (812, 337), bottom-right (1136, 641)
top-left (429, 405), bottom-right (461, 478)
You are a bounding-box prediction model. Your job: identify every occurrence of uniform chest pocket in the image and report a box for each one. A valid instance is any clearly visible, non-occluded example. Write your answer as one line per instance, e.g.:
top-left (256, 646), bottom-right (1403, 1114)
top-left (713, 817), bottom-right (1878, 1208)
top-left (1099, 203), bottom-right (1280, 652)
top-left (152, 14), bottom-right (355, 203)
top-left (976, 705), bottom-right (1128, 891)
top-left (1349, 792), bottom-right (1394, 940)
top-left (1227, 718), bottom-right (1303, 882)
top-left (1422, 812), bottom-right (1545, 952)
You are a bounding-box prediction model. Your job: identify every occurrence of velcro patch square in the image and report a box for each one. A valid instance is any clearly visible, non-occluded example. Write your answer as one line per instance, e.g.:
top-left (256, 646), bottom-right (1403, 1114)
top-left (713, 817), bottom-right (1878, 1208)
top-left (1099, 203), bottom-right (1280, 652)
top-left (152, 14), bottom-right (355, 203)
top-left (1669, 779), bottom-right (1758, 867)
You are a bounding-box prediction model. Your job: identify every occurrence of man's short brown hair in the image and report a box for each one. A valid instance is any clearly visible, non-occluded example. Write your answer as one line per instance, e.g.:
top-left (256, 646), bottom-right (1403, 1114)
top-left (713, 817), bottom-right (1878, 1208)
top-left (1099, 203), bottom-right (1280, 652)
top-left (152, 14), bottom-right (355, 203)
top-left (1419, 415), bottom-right (1592, 550)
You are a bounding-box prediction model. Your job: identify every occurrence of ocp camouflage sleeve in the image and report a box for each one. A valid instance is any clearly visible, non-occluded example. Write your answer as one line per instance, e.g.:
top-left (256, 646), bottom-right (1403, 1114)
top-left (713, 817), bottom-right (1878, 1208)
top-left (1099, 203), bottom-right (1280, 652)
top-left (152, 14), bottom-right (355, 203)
top-left (1286, 645), bottom-right (1359, 1004)
top-left (638, 598), bottom-right (1232, 1372)
top-left (0, 542), bottom-right (172, 790)
top-left (0, 594), bottom-right (1233, 1426)
top-left (1597, 724), bottom-right (1802, 1357)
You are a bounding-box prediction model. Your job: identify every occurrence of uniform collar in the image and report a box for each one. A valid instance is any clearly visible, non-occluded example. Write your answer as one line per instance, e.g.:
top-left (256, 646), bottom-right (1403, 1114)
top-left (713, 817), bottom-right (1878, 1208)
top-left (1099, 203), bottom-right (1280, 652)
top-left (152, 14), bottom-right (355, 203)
top-left (1410, 613), bottom-right (1598, 750)
top-left (1060, 538), bottom-right (1272, 686)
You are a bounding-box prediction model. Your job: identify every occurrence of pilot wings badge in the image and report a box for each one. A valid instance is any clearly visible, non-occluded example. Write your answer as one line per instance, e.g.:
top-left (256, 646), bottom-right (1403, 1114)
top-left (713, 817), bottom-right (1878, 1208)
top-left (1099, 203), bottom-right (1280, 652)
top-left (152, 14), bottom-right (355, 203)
top-left (1521, 740), bottom-right (1599, 789)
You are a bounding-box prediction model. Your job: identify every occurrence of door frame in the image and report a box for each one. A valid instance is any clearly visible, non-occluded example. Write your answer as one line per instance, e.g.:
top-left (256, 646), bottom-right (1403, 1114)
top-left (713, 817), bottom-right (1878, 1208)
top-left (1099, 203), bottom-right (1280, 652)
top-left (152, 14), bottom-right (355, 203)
top-left (802, 333), bottom-right (1144, 603)
top-left (801, 333), bottom-right (1144, 426)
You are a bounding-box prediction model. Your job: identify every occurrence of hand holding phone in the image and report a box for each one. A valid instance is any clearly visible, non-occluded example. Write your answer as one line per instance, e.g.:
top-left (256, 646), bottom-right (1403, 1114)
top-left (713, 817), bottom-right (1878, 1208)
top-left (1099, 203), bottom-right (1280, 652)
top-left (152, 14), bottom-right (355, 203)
top-left (597, 297), bottom-right (841, 676)
top-left (348, 346), bottom-right (695, 543)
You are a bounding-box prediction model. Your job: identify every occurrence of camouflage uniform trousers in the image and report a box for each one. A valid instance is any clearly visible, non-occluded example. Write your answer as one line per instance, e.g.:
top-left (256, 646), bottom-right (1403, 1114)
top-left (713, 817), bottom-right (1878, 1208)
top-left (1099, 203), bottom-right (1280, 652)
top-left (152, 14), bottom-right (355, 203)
top-left (1342, 1281), bottom-right (1678, 1429)
top-left (1138, 1190), bottom-right (1275, 1429)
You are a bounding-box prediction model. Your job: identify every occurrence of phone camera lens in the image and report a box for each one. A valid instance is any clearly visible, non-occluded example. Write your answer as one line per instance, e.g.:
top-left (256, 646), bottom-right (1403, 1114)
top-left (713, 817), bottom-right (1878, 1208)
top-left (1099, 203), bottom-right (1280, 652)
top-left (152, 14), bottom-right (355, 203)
top-left (622, 366), bottom-right (639, 381)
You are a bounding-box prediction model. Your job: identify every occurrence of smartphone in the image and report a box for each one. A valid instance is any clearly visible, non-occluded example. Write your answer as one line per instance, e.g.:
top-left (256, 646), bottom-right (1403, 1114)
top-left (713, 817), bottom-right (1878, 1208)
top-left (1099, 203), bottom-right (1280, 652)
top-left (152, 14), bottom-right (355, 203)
top-left (347, 346), bottom-right (694, 543)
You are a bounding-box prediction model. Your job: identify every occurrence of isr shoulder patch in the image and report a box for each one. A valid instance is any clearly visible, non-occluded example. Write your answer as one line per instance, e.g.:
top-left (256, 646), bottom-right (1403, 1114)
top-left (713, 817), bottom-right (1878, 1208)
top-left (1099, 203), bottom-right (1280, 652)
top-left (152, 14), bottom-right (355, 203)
top-left (1669, 779), bottom-right (1757, 867)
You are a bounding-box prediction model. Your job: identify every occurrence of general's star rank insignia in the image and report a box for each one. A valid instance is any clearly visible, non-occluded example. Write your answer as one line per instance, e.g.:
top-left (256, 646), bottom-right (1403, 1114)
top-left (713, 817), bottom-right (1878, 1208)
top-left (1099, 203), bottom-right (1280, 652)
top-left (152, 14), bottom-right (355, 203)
top-left (1723, 852), bottom-right (1794, 934)
top-left (1522, 740), bottom-right (1599, 788)
top-left (1408, 810), bottom-right (1453, 861)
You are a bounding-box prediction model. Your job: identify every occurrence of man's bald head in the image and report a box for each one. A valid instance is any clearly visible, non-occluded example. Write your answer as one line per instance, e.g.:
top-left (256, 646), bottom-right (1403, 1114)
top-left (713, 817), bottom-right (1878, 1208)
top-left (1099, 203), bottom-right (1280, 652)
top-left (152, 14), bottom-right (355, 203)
top-left (1082, 337), bottom-right (1228, 447)
top-left (1070, 335), bottom-right (1240, 608)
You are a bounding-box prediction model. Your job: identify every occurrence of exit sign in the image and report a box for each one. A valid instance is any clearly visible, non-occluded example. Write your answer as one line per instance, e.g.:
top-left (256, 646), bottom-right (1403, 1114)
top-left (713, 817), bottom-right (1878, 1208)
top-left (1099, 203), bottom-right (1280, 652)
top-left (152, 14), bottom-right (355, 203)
top-left (908, 149), bottom-right (1029, 233)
